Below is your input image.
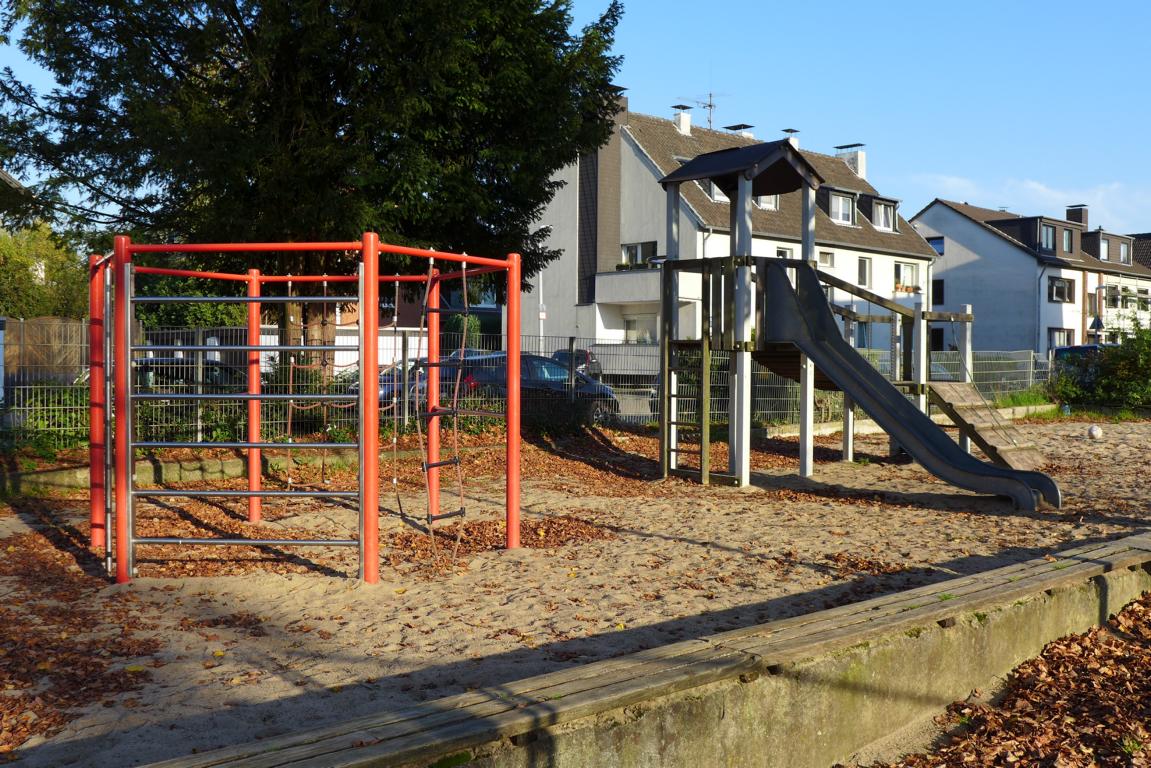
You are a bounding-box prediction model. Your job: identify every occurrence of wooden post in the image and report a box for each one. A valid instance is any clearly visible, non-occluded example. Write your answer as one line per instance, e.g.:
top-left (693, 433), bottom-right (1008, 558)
top-left (841, 315), bottom-right (855, 463)
top-left (798, 184), bottom-right (817, 477)
top-left (959, 303), bottom-right (973, 454)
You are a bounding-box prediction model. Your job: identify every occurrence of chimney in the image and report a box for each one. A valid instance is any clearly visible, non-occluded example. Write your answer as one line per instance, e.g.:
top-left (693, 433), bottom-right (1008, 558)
top-left (724, 123), bottom-right (755, 139)
top-left (1066, 204), bottom-right (1088, 229)
top-left (671, 104), bottom-right (692, 136)
top-left (835, 143), bottom-right (867, 180)
top-left (782, 128), bottom-right (800, 148)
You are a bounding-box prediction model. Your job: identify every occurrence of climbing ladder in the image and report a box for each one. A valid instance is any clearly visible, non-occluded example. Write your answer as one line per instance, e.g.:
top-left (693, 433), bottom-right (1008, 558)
top-left (928, 381), bottom-right (1047, 471)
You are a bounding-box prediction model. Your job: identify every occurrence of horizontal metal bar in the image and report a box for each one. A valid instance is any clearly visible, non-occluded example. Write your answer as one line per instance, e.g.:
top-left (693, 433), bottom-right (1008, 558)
top-left (129, 242), bottom-right (362, 254)
top-left (133, 537), bottom-right (359, 547)
top-left (133, 489), bottom-right (358, 498)
top-left (132, 344), bottom-right (346, 353)
top-left (132, 295), bottom-right (347, 304)
top-left (132, 441), bottom-right (357, 449)
top-left (423, 457), bottom-right (461, 470)
top-left (421, 407), bottom-right (506, 419)
top-left (423, 307), bottom-right (503, 315)
top-left (131, 393), bottom-right (357, 402)
top-left (428, 508), bottom-right (466, 522)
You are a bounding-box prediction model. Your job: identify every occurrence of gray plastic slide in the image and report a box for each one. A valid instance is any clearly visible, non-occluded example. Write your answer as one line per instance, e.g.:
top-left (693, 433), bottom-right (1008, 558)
top-left (759, 260), bottom-right (1061, 511)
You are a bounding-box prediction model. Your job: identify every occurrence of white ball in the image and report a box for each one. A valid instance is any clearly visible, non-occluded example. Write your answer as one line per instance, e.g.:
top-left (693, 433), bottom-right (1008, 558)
top-left (1087, 424), bottom-right (1103, 440)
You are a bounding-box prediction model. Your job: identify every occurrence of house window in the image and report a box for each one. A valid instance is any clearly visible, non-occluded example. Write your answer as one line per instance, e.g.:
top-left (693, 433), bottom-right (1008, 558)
top-left (1121, 242), bottom-right (1131, 264)
top-left (1105, 286), bottom-right (1120, 308)
top-left (624, 318), bottom-right (637, 343)
top-left (818, 251), bottom-right (835, 268)
top-left (621, 241), bottom-right (657, 267)
top-left (894, 262), bottom-right (919, 292)
top-left (1100, 238), bottom-right (1109, 261)
top-left (699, 180), bottom-right (728, 202)
top-left (1063, 228), bottom-right (1072, 253)
top-left (930, 327), bottom-right (945, 352)
top-left (1048, 276), bottom-right (1075, 303)
top-left (1048, 328), bottom-right (1074, 349)
top-left (776, 247), bottom-right (793, 259)
top-left (830, 193), bottom-right (854, 225)
top-left (1087, 291), bottom-right (1098, 316)
top-left (932, 278), bottom-right (945, 305)
top-left (855, 321), bottom-right (871, 349)
top-left (872, 201), bottom-right (895, 231)
top-left (857, 256), bottom-right (872, 287)
top-left (755, 194), bottom-right (779, 210)
top-left (1139, 288), bottom-right (1150, 311)
top-left (926, 236), bottom-right (945, 255)
top-left (1041, 224), bottom-right (1055, 252)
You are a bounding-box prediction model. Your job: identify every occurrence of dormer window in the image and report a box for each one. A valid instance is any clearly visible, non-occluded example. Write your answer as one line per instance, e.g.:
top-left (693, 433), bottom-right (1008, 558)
top-left (1100, 238), bottom-right (1110, 261)
top-left (830, 193), bottom-right (854, 225)
top-left (755, 194), bottom-right (779, 211)
top-left (700, 180), bottom-right (728, 203)
top-left (1063, 228), bottom-right (1072, 253)
top-left (872, 201), bottom-right (895, 231)
top-left (1121, 242), bottom-right (1131, 264)
top-left (1041, 224), bottom-right (1055, 252)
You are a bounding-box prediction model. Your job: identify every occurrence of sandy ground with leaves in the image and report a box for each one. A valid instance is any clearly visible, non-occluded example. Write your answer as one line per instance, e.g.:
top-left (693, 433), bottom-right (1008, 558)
top-left (2, 419), bottom-right (1149, 766)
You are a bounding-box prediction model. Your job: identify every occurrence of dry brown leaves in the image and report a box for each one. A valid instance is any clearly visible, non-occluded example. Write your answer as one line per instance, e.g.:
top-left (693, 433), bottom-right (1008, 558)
top-left (825, 551), bottom-right (908, 579)
top-left (0, 531), bottom-right (160, 756)
top-left (384, 515), bottom-right (615, 577)
top-left (861, 591), bottom-right (1151, 767)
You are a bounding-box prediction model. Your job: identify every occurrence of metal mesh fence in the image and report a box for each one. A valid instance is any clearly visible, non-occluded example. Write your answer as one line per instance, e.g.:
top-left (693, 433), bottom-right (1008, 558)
top-left (1, 316), bottom-right (1052, 449)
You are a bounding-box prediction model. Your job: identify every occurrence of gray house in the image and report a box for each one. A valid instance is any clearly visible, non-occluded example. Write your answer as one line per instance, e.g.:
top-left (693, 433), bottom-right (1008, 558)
top-left (526, 103), bottom-right (938, 350)
top-left (911, 200), bottom-right (1151, 354)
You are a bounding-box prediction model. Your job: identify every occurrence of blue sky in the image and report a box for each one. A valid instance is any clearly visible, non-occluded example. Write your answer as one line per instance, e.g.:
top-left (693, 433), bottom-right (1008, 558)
top-left (573, 0), bottom-right (1151, 233)
top-left (4, 3), bottom-right (1150, 233)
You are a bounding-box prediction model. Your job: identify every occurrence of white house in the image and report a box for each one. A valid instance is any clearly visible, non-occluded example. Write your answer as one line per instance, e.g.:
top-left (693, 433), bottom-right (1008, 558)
top-left (526, 103), bottom-right (938, 350)
top-left (911, 200), bottom-right (1151, 354)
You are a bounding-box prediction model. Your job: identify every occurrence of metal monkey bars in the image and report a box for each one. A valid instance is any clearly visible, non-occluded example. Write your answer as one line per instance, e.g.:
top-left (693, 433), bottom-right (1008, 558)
top-left (88, 234), bottom-right (523, 585)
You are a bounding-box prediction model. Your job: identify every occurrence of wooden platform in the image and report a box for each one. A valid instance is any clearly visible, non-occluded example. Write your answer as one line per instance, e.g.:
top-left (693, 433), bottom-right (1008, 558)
top-left (145, 534), bottom-right (1151, 768)
top-left (929, 381), bottom-right (1048, 470)
top-left (753, 344), bottom-right (838, 390)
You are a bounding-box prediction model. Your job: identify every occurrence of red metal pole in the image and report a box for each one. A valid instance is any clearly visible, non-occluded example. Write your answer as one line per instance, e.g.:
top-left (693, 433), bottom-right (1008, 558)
top-left (88, 255), bottom-right (107, 549)
top-left (112, 236), bottom-right (131, 583)
top-left (361, 233), bottom-right (381, 584)
top-left (506, 253), bottom-right (521, 549)
top-left (247, 269), bottom-right (262, 523)
top-left (427, 269), bottom-right (441, 522)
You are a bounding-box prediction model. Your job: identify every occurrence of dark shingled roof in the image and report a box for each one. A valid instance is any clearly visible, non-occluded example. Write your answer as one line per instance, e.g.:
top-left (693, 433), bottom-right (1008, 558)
top-left (659, 139), bottom-right (822, 196)
top-left (1129, 233), bottom-right (1151, 272)
top-left (932, 199), bottom-right (1151, 279)
top-left (623, 112), bottom-right (936, 260)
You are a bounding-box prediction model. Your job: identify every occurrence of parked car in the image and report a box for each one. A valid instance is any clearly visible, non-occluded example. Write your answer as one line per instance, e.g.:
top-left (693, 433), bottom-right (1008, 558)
top-left (551, 348), bottom-right (603, 380)
top-left (466, 354), bottom-right (618, 425)
top-left (133, 357), bottom-right (248, 391)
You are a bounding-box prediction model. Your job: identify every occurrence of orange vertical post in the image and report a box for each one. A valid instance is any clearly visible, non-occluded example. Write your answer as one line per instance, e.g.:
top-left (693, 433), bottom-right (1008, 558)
top-left (88, 255), bottom-right (107, 549)
top-left (247, 269), bottom-right (262, 523)
top-left (506, 253), bottom-right (521, 548)
top-left (426, 267), bottom-right (441, 521)
top-left (112, 236), bottom-right (132, 583)
top-left (360, 232), bottom-right (380, 583)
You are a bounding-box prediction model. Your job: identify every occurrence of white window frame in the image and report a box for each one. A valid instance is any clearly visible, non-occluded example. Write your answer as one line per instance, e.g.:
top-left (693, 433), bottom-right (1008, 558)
top-left (776, 247), bottom-right (793, 259)
top-left (1121, 242), bottom-right (1131, 264)
top-left (1041, 224), bottom-right (1055, 251)
top-left (830, 193), bottom-right (854, 225)
top-left (1048, 328), bottom-right (1074, 349)
top-left (872, 201), bottom-right (895, 231)
top-left (857, 256), bottom-right (872, 287)
top-left (755, 194), bottom-right (779, 210)
top-left (1100, 238), bottom-right (1109, 261)
top-left (818, 251), bottom-right (835, 268)
top-left (894, 262), bottom-right (919, 292)
top-left (1063, 228), bottom-right (1072, 253)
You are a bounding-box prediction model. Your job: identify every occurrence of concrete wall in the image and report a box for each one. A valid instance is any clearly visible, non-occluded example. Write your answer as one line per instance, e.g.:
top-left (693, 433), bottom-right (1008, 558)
top-left (914, 204), bottom-right (1039, 351)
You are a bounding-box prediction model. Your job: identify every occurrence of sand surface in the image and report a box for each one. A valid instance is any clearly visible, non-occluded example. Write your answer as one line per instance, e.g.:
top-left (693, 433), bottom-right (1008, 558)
top-left (3, 419), bottom-right (1149, 766)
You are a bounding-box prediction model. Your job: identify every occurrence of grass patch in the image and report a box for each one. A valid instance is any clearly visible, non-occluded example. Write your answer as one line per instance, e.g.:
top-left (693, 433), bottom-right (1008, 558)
top-left (993, 386), bottom-right (1051, 409)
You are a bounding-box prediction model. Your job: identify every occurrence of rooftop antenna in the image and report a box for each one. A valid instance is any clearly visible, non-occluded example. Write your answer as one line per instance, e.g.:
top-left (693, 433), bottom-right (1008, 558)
top-left (676, 92), bottom-right (721, 129)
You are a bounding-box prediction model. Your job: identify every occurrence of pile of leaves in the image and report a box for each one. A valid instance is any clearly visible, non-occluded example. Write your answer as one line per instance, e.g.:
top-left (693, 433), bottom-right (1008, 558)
top-left (863, 591), bottom-right (1151, 766)
top-left (384, 515), bottom-right (614, 576)
top-left (0, 530), bottom-right (161, 755)
top-left (825, 551), bottom-right (908, 579)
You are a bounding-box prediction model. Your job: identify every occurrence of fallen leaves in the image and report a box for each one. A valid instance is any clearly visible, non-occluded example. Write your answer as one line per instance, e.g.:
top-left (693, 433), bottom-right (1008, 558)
top-left (858, 591), bottom-right (1151, 767)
